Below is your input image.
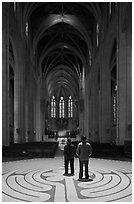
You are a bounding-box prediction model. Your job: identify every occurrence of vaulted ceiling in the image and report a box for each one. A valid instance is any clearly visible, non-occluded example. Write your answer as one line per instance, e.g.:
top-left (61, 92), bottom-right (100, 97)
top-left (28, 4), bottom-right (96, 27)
top-left (23, 2), bottom-right (102, 99)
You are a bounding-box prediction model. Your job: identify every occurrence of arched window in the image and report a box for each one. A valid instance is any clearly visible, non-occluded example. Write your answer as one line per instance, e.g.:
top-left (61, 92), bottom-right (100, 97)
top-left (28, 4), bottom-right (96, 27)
top-left (25, 21), bottom-right (28, 36)
top-left (113, 84), bottom-right (117, 126)
top-left (68, 96), bottom-right (73, 118)
top-left (51, 96), bottom-right (56, 118)
top-left (14, 2), bottom-right (16, 13)
top-left (109, 2), bottom-right (112, 16)
top-left (59, 96), bottom-right (65, 118)
top-left (96, 23), bottom-right (99, 47)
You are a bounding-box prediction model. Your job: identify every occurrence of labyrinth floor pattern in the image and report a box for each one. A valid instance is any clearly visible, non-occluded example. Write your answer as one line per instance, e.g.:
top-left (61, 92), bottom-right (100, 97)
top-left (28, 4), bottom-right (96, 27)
top-left (2, 157), bottom-right (132, 202)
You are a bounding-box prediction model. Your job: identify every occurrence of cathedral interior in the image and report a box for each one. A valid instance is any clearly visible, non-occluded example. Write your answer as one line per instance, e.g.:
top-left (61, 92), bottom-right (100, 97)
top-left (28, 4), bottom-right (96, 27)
top-left (2, 2), bottom-right (132, 159)
top-left (2, 2), bottom-right (132, 202)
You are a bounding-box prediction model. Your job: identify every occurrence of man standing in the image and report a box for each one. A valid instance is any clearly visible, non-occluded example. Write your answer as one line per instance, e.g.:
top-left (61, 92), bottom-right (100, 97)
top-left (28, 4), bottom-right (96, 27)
top-left (63, 138), bottom-right (76, 175)
top-left (76, 136), bottom-right (92, 179)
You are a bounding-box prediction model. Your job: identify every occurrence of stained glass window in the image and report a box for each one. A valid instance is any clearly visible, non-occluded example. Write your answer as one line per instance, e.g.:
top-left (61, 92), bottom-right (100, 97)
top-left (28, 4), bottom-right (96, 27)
top-left (51, 96), bottom-right (56, 118)
top-left (68, 96), bottom-right (73, 118)
top-left (59, 96), bottom-right (65, 118)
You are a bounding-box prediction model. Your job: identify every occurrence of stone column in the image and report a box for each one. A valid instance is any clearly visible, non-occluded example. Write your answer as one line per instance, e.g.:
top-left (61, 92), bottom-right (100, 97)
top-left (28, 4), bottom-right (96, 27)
top-left (40, 99), bottom-right (46, 139)
top-left (117, 33), bottom-right (127, 145)
top-left (34, 79), bottom-right (41, 141)
top-left (125, 31), bottom-right (132, 140)
top-left (100, 54), bottom-right (111, 143)
top-left (2, 3), bottom-right (9, 146)
top-left (116, 3), bottom-right (132, 146)
top-left (79, 70), bottom-right (85, 136)
top-left (117, 30), bottom-right (131, 146)
top-left (14, 39), bottom-right (26, 143)
top-left (25, 88), bottom-right (28, 142)
top-left (92, 67), bottom-right (100, 142)
top-left (24, 58), bottom-right (31, 142)
top-left (124, 30), bottom-right (132, 153)
top-left (84, 73), bottom-right (90, 140)
top-left (27, 76), bottom-right (34, 142)
top-left (87, 70), bottom-right (93, 142)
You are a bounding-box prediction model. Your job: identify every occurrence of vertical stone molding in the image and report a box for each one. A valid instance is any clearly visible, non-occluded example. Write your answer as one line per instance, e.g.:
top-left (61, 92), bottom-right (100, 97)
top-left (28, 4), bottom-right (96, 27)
top-left (117, 4), bottom-right (132, 145)
top-left (100, 51), bottom-right (111, 143)
top-left (14, 39), bottom-right (25, 143)
top-left (2, 3), bottom-right (9, 146)
top-left (34, 82), bottom-right (41, 141)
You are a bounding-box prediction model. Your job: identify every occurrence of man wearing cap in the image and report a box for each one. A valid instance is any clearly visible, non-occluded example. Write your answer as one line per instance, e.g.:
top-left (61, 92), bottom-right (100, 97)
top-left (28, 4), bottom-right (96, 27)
top-left (76, 135), bottom-right (92, 179)
top-left (63, 138), bottom-right (76, 175)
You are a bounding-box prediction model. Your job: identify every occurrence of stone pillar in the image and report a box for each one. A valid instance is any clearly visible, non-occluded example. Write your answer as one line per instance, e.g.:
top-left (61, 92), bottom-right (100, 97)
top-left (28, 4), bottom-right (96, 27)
top-left (88, 62), bottom-right (101, 143)
top-left (24, 58), bottom-right (31, 142)
top-left (14, 40), bottom-right (26, 143)
top-left (25, 88), bottom-right (28, 142)
top-left (27, 76), bottom-right (34, 142)
top-left (40, 99), bottom-right (46, 139)
top-left (87, 71), bottom-right (93, 142)
top-left (117, 33), bottom-right (127, 145)
top-left (124, 30), bottom-right (132, 153)
top-left (100, 55), bottom-right (111, 143)
top-left (117, 32), bottom-right (131, 145)
top-left (79, 100), bottom-right (84, 136)
top-left (84, 71), bottom-right (91, 141)
top-left (79, 70), bottom-right (85, 136)
top-left (2, 3), bottom-right (9, 146)
top-left (34, 79), bottom-right (41, 141)
top-left (92, 67), bottom-right (99, 142)
top-left (125, 31), bottom-right (132, 140)
top-left (84, 80), bottom-right (88, 139)
top-left (116, 4), bottom-right (132, 146)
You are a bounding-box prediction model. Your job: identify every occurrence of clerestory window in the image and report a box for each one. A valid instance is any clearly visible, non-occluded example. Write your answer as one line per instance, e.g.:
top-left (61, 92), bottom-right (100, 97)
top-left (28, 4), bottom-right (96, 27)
top-left (59, 96), bottom-right (65, 118)
top-left (51, 96), bottom-right (56, 118)
top-left (68, 96), bottom-right (73, 118)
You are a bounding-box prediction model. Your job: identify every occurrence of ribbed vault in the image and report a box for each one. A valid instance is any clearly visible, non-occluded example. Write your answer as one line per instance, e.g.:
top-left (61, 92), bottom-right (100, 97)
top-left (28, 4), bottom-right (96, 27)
top-left (23, 2), bottom-right (102, 99)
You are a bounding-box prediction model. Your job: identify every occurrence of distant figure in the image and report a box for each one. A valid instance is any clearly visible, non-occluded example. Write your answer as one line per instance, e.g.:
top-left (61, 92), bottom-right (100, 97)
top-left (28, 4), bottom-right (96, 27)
top-left (63, 138), bottom-right (76, 175)
top-left (76, 136), bottom-right (92, 179)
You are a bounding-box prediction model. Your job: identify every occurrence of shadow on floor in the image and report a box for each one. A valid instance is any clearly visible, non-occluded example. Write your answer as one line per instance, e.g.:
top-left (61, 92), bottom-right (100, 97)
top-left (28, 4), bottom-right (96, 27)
top-left (77, 178), bottom-right (93, 182)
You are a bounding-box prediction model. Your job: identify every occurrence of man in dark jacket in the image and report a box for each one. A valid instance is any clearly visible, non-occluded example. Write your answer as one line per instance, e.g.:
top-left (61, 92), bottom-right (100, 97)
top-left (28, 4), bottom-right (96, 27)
top-left (63, 138), bottom-right (76, 175)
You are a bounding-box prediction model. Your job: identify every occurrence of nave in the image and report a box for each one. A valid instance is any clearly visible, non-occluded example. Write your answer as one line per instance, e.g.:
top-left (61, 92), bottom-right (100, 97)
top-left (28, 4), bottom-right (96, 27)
top-left (2, 2), bottom-right (132, 151)
top-left (2, 3), bottom-right (132, 202)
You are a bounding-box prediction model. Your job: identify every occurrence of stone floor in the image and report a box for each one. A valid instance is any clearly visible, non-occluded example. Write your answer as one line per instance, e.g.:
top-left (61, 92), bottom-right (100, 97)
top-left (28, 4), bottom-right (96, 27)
top-left (2, 153), bottom-right (132, 202)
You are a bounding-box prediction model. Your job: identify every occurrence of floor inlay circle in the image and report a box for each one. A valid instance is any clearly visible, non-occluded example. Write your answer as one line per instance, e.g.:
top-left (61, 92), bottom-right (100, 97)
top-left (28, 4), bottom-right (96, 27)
top-left (2, 166), bottom-right (132, 202)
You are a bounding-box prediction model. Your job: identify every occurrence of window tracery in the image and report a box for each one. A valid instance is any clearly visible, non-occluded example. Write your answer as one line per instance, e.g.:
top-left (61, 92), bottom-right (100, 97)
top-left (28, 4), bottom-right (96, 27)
top-left (68, 96), bottom-right (73, 118)
top-left (51, 96), bottom-right (56, 118)
top-left (59, 96), bottom-right (65, 118)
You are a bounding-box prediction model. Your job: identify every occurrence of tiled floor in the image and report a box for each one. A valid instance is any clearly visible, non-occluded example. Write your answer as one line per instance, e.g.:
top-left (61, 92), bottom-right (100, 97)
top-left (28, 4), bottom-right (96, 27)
top-left (2, 156), bottom-right (132, 202)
